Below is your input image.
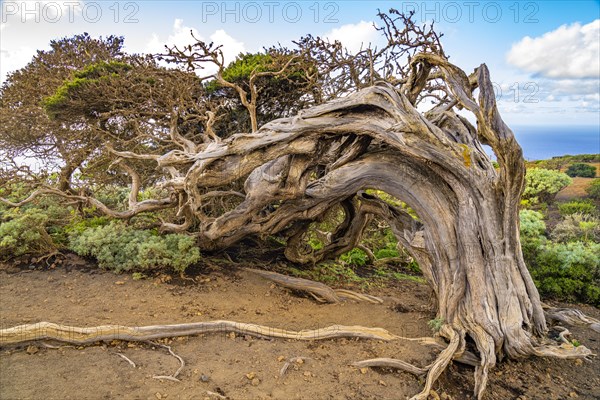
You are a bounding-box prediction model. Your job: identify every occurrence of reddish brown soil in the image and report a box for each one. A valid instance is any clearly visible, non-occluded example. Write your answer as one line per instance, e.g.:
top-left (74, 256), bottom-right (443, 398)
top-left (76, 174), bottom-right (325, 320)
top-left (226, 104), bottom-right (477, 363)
top-left (556, 177), bottom-right (596, 202)
top-left (1, 260), bottom-right (599, 400)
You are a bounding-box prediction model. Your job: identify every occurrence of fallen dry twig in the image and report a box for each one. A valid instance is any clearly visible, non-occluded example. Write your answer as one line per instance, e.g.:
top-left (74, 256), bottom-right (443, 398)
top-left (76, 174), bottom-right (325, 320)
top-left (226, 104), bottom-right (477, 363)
top-left (111, 352), bottom-right (137, 368)
top-left (148, 341), bottom-right (185, 382)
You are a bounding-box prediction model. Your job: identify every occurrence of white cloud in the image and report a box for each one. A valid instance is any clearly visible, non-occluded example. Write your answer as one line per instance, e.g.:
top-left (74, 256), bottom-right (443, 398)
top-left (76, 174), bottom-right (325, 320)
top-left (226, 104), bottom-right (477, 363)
top-left (322, 21), bottom-right (380, 54)
top-left (507, 19), bottom-right (600, 79)
top-left (545, 78), bottom-right (600, 98)
top-left (209, 29), bottom-right (245, 65)
top-left (145, 20), bottom-right (245, 75)
top-left (145, 19), bottom-right (202, 54)
top-left (0, 47), bottom-right (36, 82)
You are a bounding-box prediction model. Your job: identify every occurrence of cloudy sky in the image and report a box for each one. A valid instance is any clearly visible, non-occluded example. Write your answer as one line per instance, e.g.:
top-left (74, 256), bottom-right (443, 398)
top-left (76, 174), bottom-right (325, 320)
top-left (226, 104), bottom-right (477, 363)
top-left (1, 0), bottom-right (599, 127)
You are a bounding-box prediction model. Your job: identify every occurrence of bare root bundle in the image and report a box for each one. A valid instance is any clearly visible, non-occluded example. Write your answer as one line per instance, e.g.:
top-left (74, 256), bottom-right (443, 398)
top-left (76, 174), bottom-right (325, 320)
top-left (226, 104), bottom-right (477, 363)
top-left (544, 305), bottom-right (600, 334)
top-left (244, 268), bottom-right (383, 304)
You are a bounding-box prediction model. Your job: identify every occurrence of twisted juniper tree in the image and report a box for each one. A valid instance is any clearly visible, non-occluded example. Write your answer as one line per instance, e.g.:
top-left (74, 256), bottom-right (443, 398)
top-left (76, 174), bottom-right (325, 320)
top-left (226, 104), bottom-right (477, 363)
top-left (1, 10), bottom-right (594, 399)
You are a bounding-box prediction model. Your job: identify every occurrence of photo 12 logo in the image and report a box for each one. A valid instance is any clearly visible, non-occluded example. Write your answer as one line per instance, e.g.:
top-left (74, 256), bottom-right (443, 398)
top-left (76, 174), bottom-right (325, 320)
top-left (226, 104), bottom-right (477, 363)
top-left (494, 82), bottom-right (540, 103)
top-left (199, 1), bottom-right (340, 24)
top-left (401, 1), bottom-right (540, 24)
top-left (1, 1), bottom-right (140, 24)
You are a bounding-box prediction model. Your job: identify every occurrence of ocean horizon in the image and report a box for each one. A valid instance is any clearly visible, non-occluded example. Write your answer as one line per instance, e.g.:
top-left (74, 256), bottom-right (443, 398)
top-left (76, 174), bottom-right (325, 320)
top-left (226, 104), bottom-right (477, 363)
top-left (504, 125), bottom-right (600, 161)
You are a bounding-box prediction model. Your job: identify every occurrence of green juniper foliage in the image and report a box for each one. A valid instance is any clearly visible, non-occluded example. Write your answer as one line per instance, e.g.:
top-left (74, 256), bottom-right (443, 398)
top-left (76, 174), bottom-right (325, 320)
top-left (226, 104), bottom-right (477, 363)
top-left (68, 221), bottom-right (200, 273)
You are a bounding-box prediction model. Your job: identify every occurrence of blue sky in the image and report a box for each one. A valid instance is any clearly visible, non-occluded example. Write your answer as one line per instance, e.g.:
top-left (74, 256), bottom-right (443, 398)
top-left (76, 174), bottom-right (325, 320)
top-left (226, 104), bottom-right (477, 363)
top-left (1, 0), bottom-right (599, 127)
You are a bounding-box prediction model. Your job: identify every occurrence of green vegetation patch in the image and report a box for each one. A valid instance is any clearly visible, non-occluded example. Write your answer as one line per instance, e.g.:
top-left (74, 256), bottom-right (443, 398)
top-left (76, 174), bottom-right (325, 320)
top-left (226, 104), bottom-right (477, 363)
top-left (566, 163), bottom-right (597, 178)
top-left (68, 221), bottom-right (200, 274)
top-left (557, 200), bottom-right (597, 216)
top-left (523, 168), bottom-right (572, 205)
top-left (586, 179), bottom-right (600, 199)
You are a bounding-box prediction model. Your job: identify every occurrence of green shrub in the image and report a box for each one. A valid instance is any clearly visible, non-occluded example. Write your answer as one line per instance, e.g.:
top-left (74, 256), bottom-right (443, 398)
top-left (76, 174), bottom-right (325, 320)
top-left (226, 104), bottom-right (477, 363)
top-left (375, 248), bottom-right (400, 259)
top-left (68, 221), bottom-right (200, 273)
top-left (64, 215), bottom-right (111, 236)
top-left (340, 248), bottom-right (368, 267)
top-left (428, 318), bottom-right (444, 332)
top-left (586, 179), bottom-right (600, 199)
top-left (523, 168), bottom-right (572, 205)
top-left (0, 208), bottom-right (58, 259)
top-left (0, 185), bottom-right (75, 258)
top-left (558, 200), bottom-right (597, 216)
top-left (565, 163), bottom-right (597, 178)
top-left (527, 241), bottom-right (600, 305)
top-left (521, 235), bottom-right (546, 271)
top-left (551, 213), bottom-right (600, 243)
top-left (519, 209), bottom-right (546, 238)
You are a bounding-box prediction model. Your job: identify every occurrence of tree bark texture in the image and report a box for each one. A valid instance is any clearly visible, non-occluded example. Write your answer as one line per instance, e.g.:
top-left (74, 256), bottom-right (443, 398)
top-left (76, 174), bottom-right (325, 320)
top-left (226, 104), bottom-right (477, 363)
top-left (154, 57), bottom-right (590, 397)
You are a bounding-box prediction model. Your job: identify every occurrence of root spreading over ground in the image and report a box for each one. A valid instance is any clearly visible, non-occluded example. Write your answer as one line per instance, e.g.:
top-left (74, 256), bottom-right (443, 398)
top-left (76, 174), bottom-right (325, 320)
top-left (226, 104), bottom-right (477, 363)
top-left (1, 275), bottom-right (595, 399)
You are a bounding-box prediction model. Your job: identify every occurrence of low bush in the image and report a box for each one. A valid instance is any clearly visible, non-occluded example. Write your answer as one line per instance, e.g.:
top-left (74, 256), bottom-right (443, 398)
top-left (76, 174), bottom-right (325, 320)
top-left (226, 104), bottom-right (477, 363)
top-left (528, 241), bottom-right (600, 305)
top-left (523, 168), bottom-right (572, 205)
top-left (374, 248), bottom-right (400, 259)
top-left (557, 200), bottom-right (597, 216)
top-left (586, 178), bottom-right (600, 199)
top-left (64, 215), bottom-right (111, 236)
top-left (0, 185), bottom-right (74, 259)
top-left (551, 213), bottom-right (600, 243)
top-left (0, 208), bottom-right (58, 259)
top-left (519, 209), bottom-right (600, 305)
top-left (340, 248), bottom-right (369, 267)
top-left (519, 209), bottom-right (546, 238)
top-left (565, 163), bottom-right (597, 178)
top-left (68, 221), bottom-right (200, 273)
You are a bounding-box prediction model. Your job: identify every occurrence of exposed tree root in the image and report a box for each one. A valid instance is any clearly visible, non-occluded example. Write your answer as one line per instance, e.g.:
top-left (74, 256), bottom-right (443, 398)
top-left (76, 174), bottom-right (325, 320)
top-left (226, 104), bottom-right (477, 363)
top-left (412, 326), bottom-right (460, 400)
top-left (244, 268), bottom-right (383, 304)
top-left (352, 358), bottom-right (429, 376)
top-left (354, 324), bottom-right (593, 399)
top-left (553, 326), bottom-right (572, 345)
top-left (0, 319), bottom-right (593, 398)
top-left (353, 326), bottom-right (463, 400)
top-left (331, 289), bottom-right (383, 304)
top-left (33, 250), bottom-right (62, 265)
top-left (543, 305), bottom-right (600, 333)
top-left (0, 320), bottom-right (402, 345)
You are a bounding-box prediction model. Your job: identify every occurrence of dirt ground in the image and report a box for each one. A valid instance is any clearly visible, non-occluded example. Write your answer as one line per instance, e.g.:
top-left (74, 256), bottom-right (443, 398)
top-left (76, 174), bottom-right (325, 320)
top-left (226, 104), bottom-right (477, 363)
top-left (556, 177), bottom-right (596, 202)
top-left (1, 259), bottom-right (599, 400)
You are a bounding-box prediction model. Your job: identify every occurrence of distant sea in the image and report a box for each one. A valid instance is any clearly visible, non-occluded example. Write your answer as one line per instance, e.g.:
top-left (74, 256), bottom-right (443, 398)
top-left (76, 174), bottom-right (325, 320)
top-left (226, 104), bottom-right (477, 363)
top-left (508, 125), bottom-right (600, 161)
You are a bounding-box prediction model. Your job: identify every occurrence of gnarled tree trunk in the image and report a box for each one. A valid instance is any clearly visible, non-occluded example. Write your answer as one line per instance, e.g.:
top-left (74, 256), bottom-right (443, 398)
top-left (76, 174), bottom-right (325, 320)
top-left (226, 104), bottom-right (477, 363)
top-left (3, 54), bottom-right (591, 399)
top-left (158, 56), bottom-right (589, 398)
